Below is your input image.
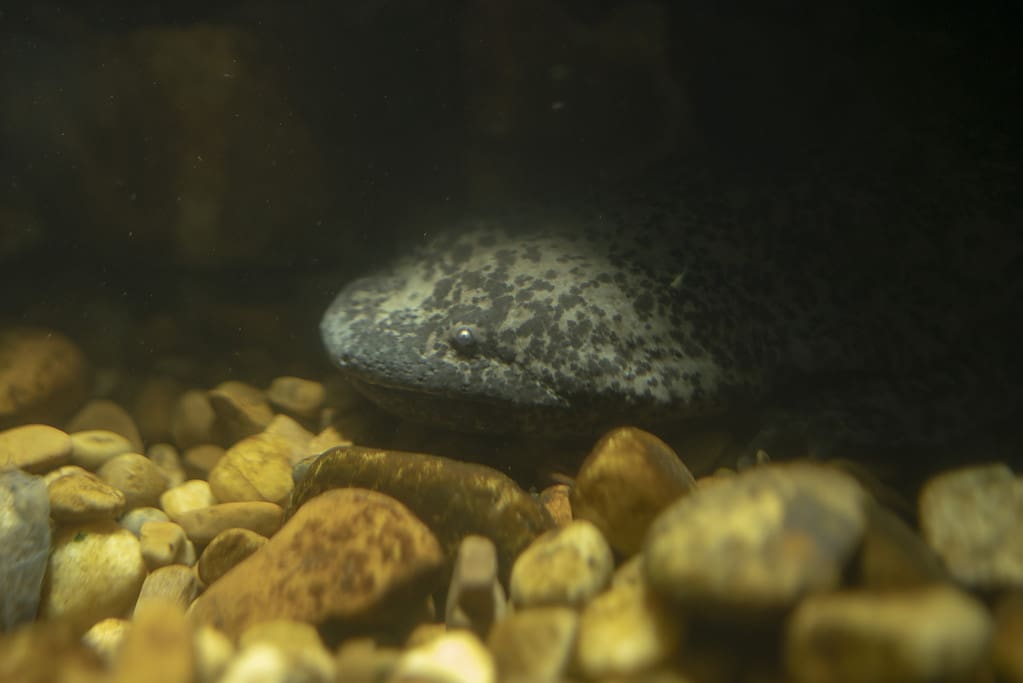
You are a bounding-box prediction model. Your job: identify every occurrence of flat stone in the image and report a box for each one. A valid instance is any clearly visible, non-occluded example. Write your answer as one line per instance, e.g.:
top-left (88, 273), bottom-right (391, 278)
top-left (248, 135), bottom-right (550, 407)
top-left (160, 479), bottom-right (216, 520)
top-left (391, 630), bottom-right (496, 683)
top-left (147, 443), bottom-right (186, 487)
top-left (171, 390), bottom-right (219, 450)
top-left (140, 521), bottom-right (193, 570)
top-left (644, 462), bottom-right (867, 615)
top-left (40, 520), bottom-right (146, 632)
top-left (510, 519), bottom-right (614, 608)
top-left (919, 463), bottom-right (1023, 589)
top-left (571, 427), bottom-right (696, 556)
top-left (98, 452), bottom-right (169, 510)
top-left (120, 506), bottom-right (171, 536)
top-left (574, 574), bottom-right (684, 680)
top-left (67, 399), bottom-right (144, 453)
top-left (785, 584), bottom-right (993, 683)
top-left (135, 564), bottom-right (201, 613)
top-left (188, 488), bottom-right (444, 639)
top-left (181, 444), bottom-right (224, 480)
top-left (0, 424), bottom-right (72, 473)
top-left (69, 430), bottom-right (134, 470)
top-left (266, 376), bottom-right (326, 420)
top-left (445, 535), bottom-right (506, 637)
top-left (207, 381), bottom-right (274, 444)
top-left (0, 468), bottom-right (51, 630)
top-left (45, 465), bottom-right (126, 522)
top-left (112, 599), bottom-right (194, 683)
top-left (487, 606), bottom-right (578, 683)
top-left (289, 445), bottom-right (554, 584)
top-left (175, 501), bottom-right (283, 547)
top-left (0, 325), bottom-right (89, 429)
top-left (197, 527), bottom-right (268, 586)
top-left (208, 433), bottom-right (293, 504)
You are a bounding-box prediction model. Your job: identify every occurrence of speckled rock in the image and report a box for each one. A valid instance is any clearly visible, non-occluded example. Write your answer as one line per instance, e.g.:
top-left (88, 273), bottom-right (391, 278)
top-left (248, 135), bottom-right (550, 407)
top-left (785, 584), bottom-right (993, 683)
top-left (181, 444), bottom-right (224, 480)
top-left (69, 430), bottom-right (135, 471)
top-left (171, 389), bottom-right (218, 450)
top-left (487, 606), bottom-right (578, 683)
top-left (111, 599), bottom-right (194, 683)
top-left (0, 326), bottom-right (89, 429)
top-left (236, 620), bottom-right (334, 683)
top-left (0, 424), bottom-right (72, 473)
top-left (120, 506), bottom-right (171, 536)
top-left (188, 488), bottom-right (444, 639)
top-left (644, 462), bottom-right (867, 614)
top-left (391, 630), bottom-right (496, 683)
top-left (135, 564), bottom-right (200, 613)
top-left (45, 465), bottom-right (126, 522)
top-left (571, 427), bottom-right (696, 556)
top-left (919, 463), bottom-right (1023, 589)
top-left (0, 468), bottom-right (51, 630)
top-left (445, 535), bottom-right (507, 637)
top-left (266, 376), bottom-right (326, 421)
top-left (82, 617), bottom-right (130, 666)
top-left (40, 520), bottom-right (146, 631)
top-left (147, 443), bottom-right (186, 487)
top-left (140, 521), bottom-right (194, 570)
top-left (289, 446), bottom-right (554, 584)
top-left (994, 591), bottom-right (1023, 683)
top-left (574, 571), bottom-right (684, 680)
top-left (98, 452), bottom-right (169, 510)
top-left (208, 433), bottom-right (293, 504)
top-left (160, 479), bottom-right (217, 520)
top-left (197, 527), bottom-right (268, 586)
top-left (174, 501), bottom-right (283, 547)
top-left (67, 399), bottom-right (144, 454)
top-left (510, 519), bottom-right (614, 608)
top-left (208, 381), bottom-right (274, 444)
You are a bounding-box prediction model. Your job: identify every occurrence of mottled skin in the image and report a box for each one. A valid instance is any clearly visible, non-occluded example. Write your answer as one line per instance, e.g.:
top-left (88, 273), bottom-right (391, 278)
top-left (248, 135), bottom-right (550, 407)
top-left (321, 174), bottom-right (1018, 447)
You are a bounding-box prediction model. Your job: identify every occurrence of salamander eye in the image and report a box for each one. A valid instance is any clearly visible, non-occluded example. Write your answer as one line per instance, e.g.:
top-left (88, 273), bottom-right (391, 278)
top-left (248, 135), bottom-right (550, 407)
top-left (450, 325), bottom-right (478, 355)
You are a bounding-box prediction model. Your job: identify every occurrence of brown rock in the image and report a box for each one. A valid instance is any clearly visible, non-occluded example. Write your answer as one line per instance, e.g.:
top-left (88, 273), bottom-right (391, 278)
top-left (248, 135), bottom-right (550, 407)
top-left (0, 619), bottom-right (106, 682)
top-left (510, 519), bottom-right (614, 608)
top-left (572, 427), bottom-right (696, 557)
top-left (139, 521), bottom-right (192, 570)
top-left (188, 488), bottom-right (445, 639)
top-left (445, 535), bottom-right (506, 637)
top-left (0, 326), bottom-right (89, 430)
top-left (181, 444), bottom-right (224, 480)
top-left (46, 465), bottom-right (126, 522)
top-left (263, 414), bottom-right (317, 465)
top-left (208, 433), bottom-right (293, 504)
top-left (994, 591), bottom-right (1023, 683)
top-left (175, 501), bottom-right (283, 547)
top-left (207, 381), bottom-right (273, 444)
top-left (171, 390), bottom-right (219, 450)
top-left (197, 528), bottom-right (268, 586)
top-left (147, 442), bottom-right (186, 487)
top-left (289, 445), bottom-right (555, 584)
top-left (133, 376), bottom-right (186, 445)
top-left (67, 399), bottom-right (144, 454)
top-left (98, 452), bottom-right (169, 510)
top-left (266, 376), bottom-right (326, 421)
top-left (0, 423), bottom-right (72, 473)
top-left (112, 599), bottom-right (194, 683)
top-left (487, 606), bottom-right (578, 683)
top-left (538, 484), bottom-right (572, 527)
top-left (135, 565), bottom-right (201, 613)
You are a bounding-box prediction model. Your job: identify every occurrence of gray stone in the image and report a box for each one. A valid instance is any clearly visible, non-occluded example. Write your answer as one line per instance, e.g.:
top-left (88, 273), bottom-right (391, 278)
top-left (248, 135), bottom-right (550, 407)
top-left (0, 468), bottom-right (52, 630)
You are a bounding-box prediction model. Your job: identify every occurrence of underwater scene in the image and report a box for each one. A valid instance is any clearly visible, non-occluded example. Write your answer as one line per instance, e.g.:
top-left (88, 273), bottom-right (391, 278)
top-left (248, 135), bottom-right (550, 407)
top-left (1, 1), bottom-right (1021, 681)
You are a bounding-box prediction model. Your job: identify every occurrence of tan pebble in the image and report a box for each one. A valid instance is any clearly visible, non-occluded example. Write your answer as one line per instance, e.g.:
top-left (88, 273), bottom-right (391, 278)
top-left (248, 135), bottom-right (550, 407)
top-left (132, 376), bottom-right (185, 445)
top-left (197, 527), bottom-right (268, 586)
top-left (208, 381), bottom-right (273, 444)
top-left (487, 606), bottom-right (578, 683)
top-left (445, 535), bottom-right (506, 637)
top-left (98, 452), bottom-right (169, 510)
top-left (171, 390), bottom-right (218, 450)
top-left (67, 399), bottom-right (144, 453)
top-left (69, 429), bottom-right (134, 470)
top-left (263, 414), bottom-right (316, 465)
top-left (112, 598), bottom-right (193, 683)
top-left (266, 376), bottom-right (326, 420)
top-left (40, 520), bottom-right (146, 632)
top-left (175, 501), bottom-right (284, 547)
top-left (136, 564), bottom-right (200, 614)
top-left (187, 488), bottom-right (443, 638)
top-left (208, 433), bottom-right (293, 504)
top-left (238, 620), bottom-right (334, 681)
top-left (46, 465), bottom-right (126, 522)
top-left (538, 483), bottom-right (573, 526)
top-left (182, 444), bottom-right (224, 480)
top-left (994, 591), bottom-right (1023, 682)
top-left (391, 630), bottom-right (496, 683)
top-left (147, 442), bottom-right (186, 487)
top-left (574, 579), bottom-right (683, 679)
top-left (334, 639), bottom-right (401, 682)
top-left (161, 479), bottom-right (217, 520)
top-left (82, 617), bottom-right (131, 666)
top-left (786, 584), bottom-right (993, 683)
top-left (120, 506), bottom-right (171, 536)
top-left (510, 519), bottom-right (614, 608)
top-left (307, 426), bottom-right (350, 455)
top-left (140, 521), bottom-right (190, 570)
top-left (571, 426), bottom-right (696, 556)
top-left (0, 325), bottom-right (89, 429)
top-left (0, 424), bottom-right (72, 473)
top-left (194, 625), bottom-right (235, 683)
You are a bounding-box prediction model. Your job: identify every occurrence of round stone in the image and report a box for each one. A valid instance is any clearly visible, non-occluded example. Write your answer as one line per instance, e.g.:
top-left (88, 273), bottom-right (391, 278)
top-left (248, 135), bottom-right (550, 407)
top-left (0, 326), bottom-right (89, 429)
top-left (197, 528), bottom-right (268, 586)
top-left (69, 430), bottom-right (134, 471)
top-left (510, 519), bottom-right (614, 608)
top-left (98, 452), bottom-right (169, 510)
top-left (160, 479), bottom-right (217, 520)
top-left (266, 376), bottom-right (326, 420)
top-left (208, 433), bottom-right (293, 504)
top-left (66, 399), bottom-right (144, 453)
